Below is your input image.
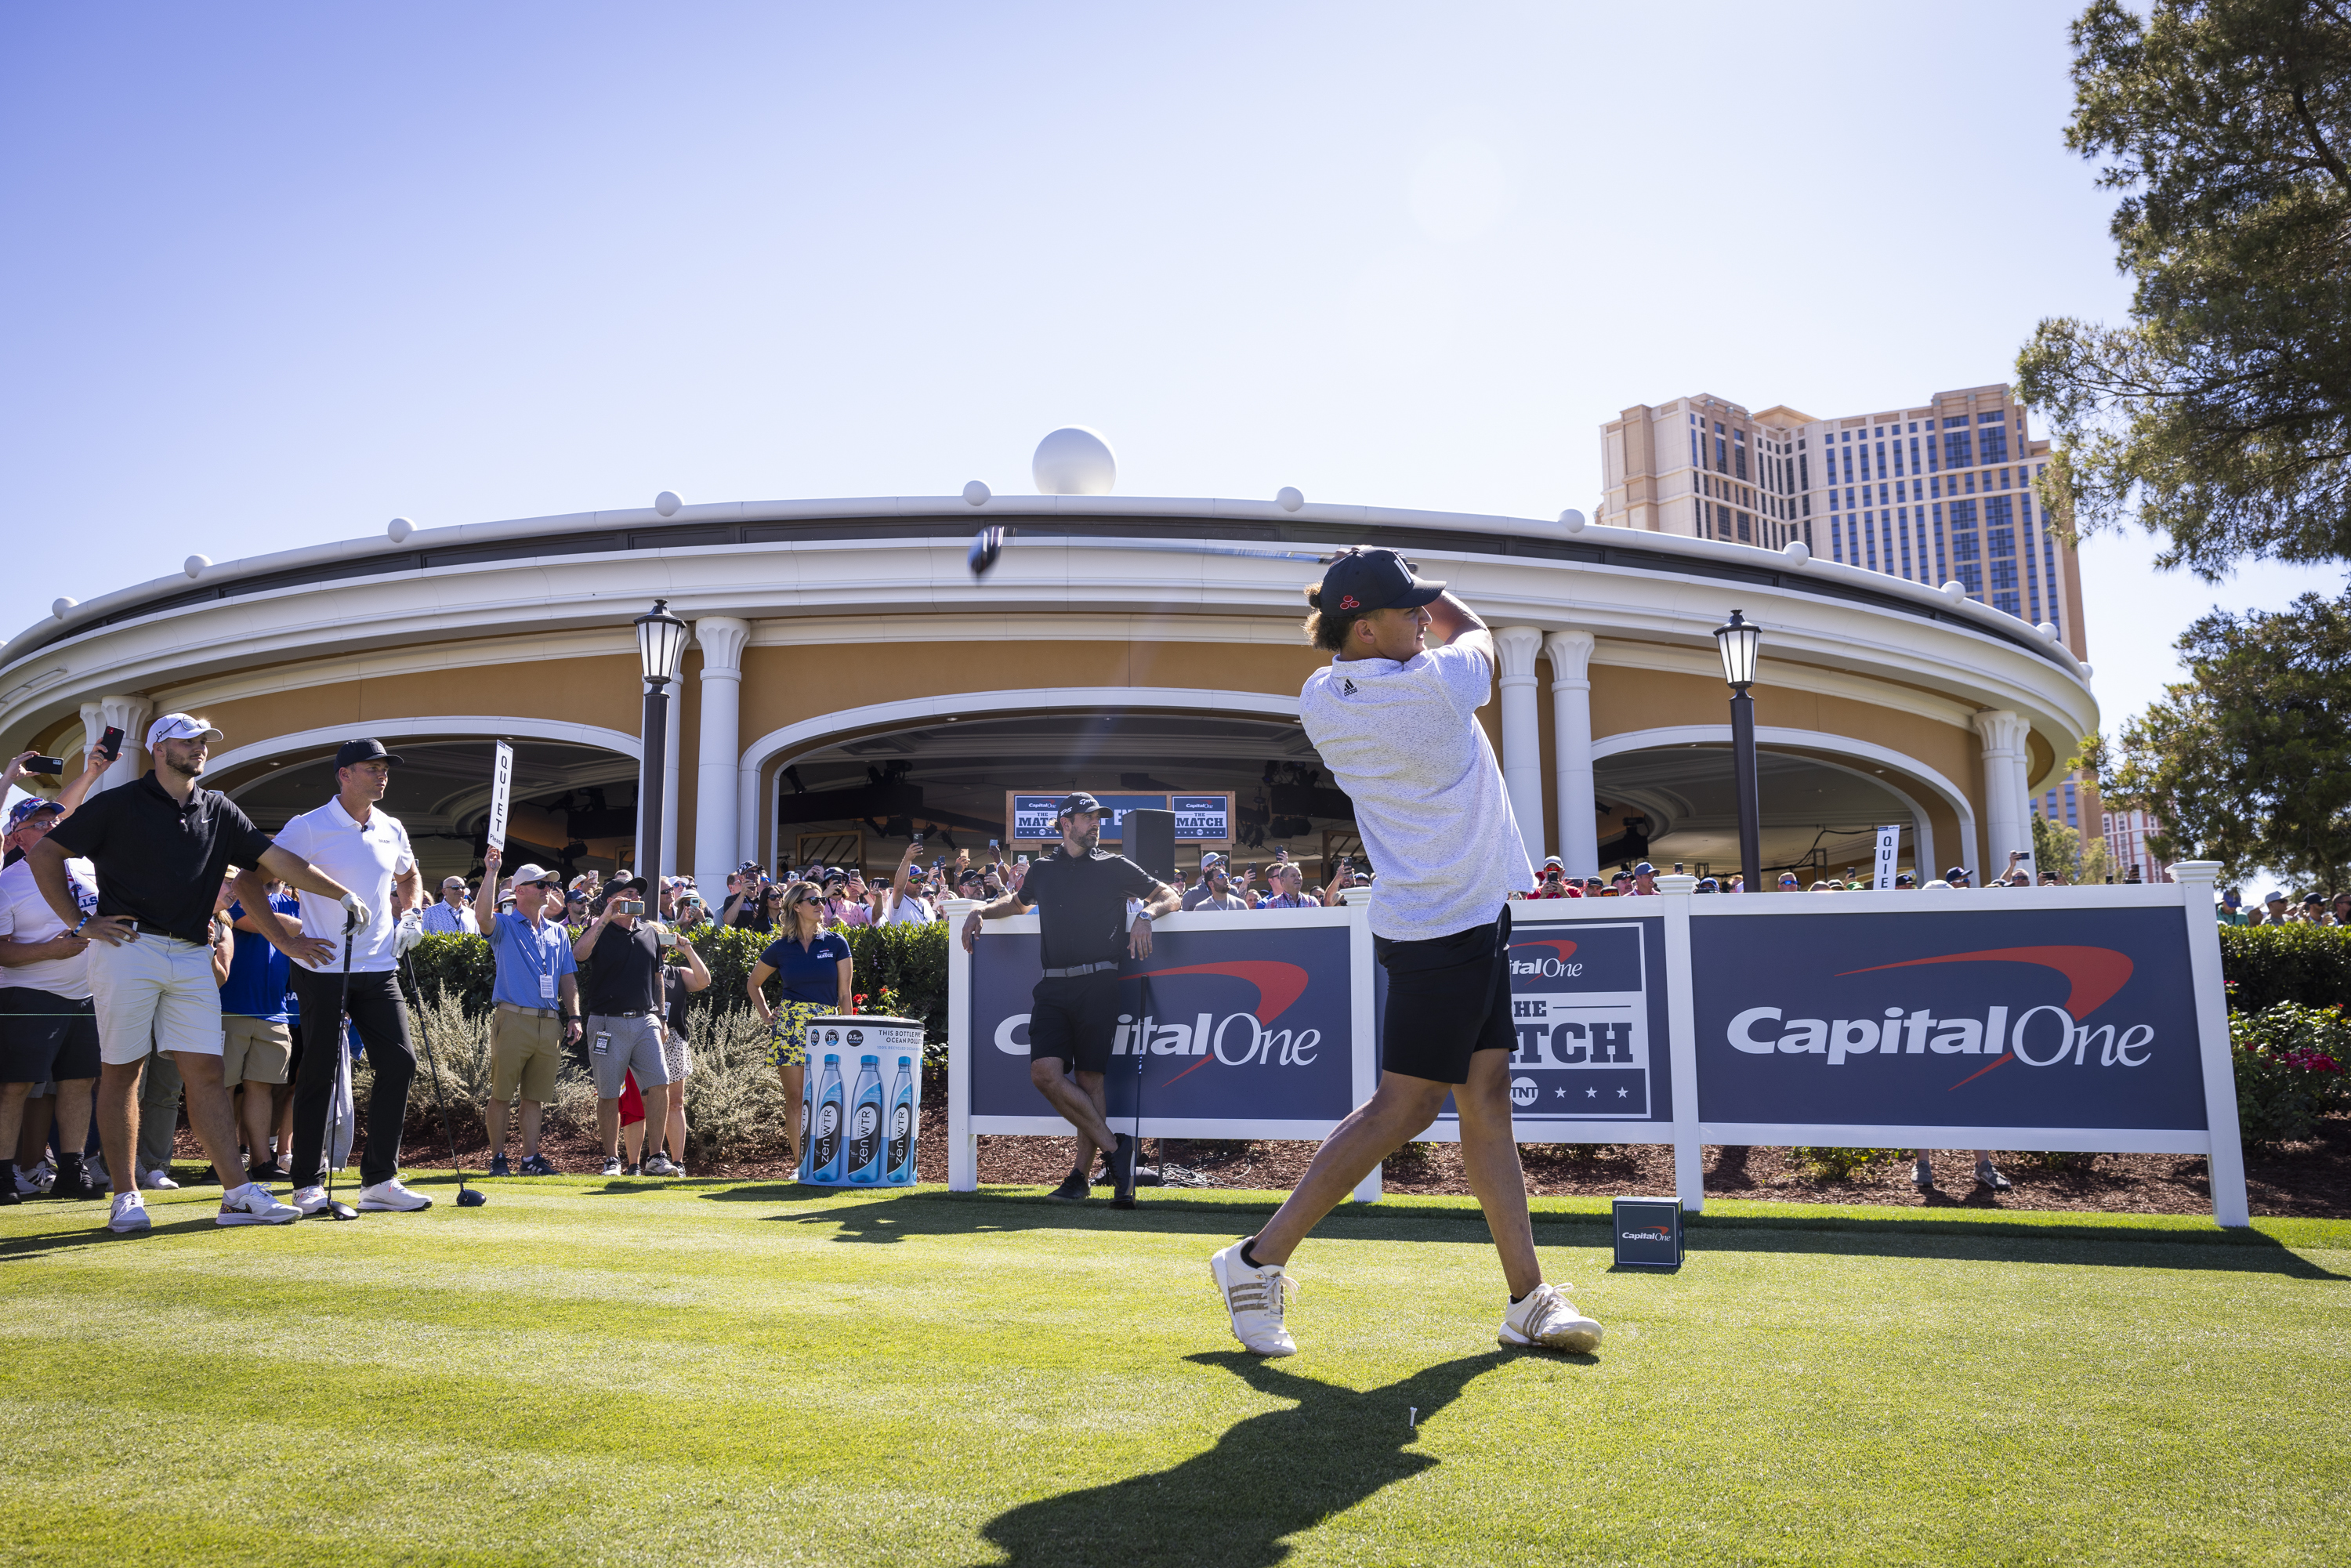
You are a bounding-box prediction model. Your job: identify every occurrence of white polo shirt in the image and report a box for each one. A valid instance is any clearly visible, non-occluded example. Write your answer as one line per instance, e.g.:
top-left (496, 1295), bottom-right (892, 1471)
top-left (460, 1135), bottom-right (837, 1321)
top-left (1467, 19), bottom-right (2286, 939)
top-left (0, 855), bottom-right (100, 999)
top-left (271, 797), bottom-right (417, 972)
top-left (1299, 639), bottom-right (1534, 943)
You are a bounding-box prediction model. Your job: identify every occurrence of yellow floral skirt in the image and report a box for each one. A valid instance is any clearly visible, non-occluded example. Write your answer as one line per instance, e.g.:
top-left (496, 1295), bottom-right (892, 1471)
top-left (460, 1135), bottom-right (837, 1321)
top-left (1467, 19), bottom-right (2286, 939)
top-left (765, 1000), bottom-right (831, 1070)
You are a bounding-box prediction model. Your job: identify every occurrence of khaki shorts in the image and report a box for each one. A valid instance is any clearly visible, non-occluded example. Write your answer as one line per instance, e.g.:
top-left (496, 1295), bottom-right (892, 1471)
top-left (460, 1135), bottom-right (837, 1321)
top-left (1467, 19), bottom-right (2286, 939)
top-left (221, 1016), bottom-right (293, 1085)
top-left (491, 1007), bottom-right (564, 1103)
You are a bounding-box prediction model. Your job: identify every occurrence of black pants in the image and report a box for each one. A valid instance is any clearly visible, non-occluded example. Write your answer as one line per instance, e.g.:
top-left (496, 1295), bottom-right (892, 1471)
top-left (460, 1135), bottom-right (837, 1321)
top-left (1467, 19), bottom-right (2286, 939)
top-left (288, 965), bottom-right (416, 1188)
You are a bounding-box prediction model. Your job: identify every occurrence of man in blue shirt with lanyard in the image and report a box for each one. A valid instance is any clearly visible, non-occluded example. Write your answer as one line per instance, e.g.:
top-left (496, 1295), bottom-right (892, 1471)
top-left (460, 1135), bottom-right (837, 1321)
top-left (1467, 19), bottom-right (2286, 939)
top-left (473, 848), bottom-right (581, 1175)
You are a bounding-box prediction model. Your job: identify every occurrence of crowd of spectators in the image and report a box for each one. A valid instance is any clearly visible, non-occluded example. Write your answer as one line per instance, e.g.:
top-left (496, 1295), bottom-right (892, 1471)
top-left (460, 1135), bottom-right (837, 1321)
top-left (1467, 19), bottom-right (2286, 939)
top-left (2216, 888), bottom-right (2351, 927)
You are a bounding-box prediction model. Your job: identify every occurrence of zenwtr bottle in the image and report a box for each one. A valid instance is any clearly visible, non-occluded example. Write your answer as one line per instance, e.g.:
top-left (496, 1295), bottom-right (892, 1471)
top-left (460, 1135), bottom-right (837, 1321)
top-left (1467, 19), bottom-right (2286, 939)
top-left (798, 1089), bottom-right (814, 1179)
top-left (810, 1055), bottom-right (846, 1182)
top-left (885, 1056), bottom-right (915, 1183)
top-left (846, 1056), bottom-right (884, 1183)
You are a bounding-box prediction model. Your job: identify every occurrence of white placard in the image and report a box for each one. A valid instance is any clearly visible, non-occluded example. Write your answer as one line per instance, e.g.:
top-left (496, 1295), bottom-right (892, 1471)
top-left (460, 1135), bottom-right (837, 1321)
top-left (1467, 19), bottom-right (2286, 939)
top-left (487, 741), bottom-right (515, 853)
top-left (1872, 825), bottom-right (1901, 890)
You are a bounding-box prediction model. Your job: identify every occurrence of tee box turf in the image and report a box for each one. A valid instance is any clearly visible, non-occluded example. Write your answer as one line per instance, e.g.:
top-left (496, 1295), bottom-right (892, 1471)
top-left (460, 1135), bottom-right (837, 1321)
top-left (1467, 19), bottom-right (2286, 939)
top-left (1612, 1196), bottom-right (1683, 1269)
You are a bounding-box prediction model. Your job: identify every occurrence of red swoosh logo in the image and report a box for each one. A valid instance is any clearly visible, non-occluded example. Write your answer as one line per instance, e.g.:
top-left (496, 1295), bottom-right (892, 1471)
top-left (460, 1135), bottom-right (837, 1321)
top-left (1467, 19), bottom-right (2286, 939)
top-left (1835, 946), bottom-right (2133, 1020)
top-left (1132, 961), bottom-right (1310, 1024)
top-left (1511, 939), bottom-right (1580, 965)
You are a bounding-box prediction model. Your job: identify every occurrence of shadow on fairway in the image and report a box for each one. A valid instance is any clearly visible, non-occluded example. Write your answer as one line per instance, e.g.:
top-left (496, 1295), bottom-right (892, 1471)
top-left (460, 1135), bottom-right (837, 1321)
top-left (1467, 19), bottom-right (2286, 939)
top-left (709, 1190), bottom-right (2346, 1279)
top-left (0, 1212), bottom-right (232, 1259)
top-left (974, 1349), bottom-right (1523, 1568)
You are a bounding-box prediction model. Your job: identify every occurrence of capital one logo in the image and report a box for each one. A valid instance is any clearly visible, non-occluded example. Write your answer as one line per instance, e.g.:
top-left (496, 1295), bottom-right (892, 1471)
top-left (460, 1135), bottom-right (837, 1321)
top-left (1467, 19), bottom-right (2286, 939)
top-left (993, 961), bottom-right (1325, 1071)
top-left (1510, 937), bottom-right (1585, 980)
top-left (1725, 945), bottom-right (2156, 1088)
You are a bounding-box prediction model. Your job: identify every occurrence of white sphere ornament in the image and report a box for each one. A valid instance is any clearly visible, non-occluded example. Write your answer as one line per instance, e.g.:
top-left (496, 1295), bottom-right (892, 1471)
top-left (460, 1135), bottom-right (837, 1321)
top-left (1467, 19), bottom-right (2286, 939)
top-left (1031, 427), bottom-right (1117, 495)
top-left (1277, 487), bottom-right (1305, 512)
top-left (2081, 663), bottom-right (2095, 678)
top-left (654, 491), bottom-right (682, 518)
top-left (386, 516), bottom-right (415, 544)
top-left (2037, 621), bottom-right (2059, 640)
top-left (1782, 539), bottom-right (1810, 564)
top-left (962, 480), bottom-right (991, 507)
top-left (183, 555), bottom-right (211, 580)
top-left (1557, 509), bottom-right (1587, 533)
top-left (50, 597), bottom-right (75, 621)
top-left (1941, 581), bottom-right (1968, 603)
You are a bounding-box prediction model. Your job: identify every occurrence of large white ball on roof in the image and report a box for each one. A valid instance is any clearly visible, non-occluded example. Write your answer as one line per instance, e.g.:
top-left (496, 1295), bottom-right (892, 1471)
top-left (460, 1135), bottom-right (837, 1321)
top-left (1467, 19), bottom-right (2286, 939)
top-left (1031, 427), bottom-right (1117, 495)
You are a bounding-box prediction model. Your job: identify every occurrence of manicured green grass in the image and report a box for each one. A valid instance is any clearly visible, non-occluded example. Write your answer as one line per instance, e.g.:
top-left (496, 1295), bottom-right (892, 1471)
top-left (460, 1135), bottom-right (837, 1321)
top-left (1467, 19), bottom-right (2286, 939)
top-left (2, 1178), bottom-right (2346, 1566)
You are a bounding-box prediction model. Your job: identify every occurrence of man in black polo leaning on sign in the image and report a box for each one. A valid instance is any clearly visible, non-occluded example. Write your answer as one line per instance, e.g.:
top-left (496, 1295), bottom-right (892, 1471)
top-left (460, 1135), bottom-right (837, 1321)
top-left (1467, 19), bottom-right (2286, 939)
top-left (26, 713), bottom-right (375, 1234)
top-left (960, 792), bottom-right (1179, 1208)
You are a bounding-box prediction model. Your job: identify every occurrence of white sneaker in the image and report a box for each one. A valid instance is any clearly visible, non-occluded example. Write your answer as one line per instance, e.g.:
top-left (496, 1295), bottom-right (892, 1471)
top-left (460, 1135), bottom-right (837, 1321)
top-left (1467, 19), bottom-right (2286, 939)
top-left (107, 1191), bottom-right (151, 1234)
top-left (15, 1161), bottom-right (54, 1196)
top-left (217, 1182), bottom-right (301, 1226)
top-left (1209, 1239), bottom-right (1298, 1357)
top-left (289, 1185), bottom-right (332, 1215)
top-left (1499, 1283), bottom-right (1603, 1353)
top-left (139, 1168), bottom-right (179, 1191)
top-left (643, 1155), bottom-right (677, 1177)
top-left (357, 1179), bottom-right (433, 1212)
top-left (85, 1155), bottom-right (109, 1189)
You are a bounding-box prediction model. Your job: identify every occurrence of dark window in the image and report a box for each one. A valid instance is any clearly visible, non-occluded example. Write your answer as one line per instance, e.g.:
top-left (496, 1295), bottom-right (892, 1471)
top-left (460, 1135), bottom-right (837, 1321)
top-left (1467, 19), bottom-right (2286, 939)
top-left (1979, 424), bottom-right (2009, 465)
top-left (1799, 454), bottom-right (1809, 488)
top-left (1737, 512), bottom-right (1751, 541)
top-left (1991, 559), bottom-right (2019, 591)
top-left (1715, 436), bottom-right (1727, 469)
top-left (1988, 528), bottom-right (2016, 556)
top-left (1959, 563), bottom-right (1984, 594)
top-left (1951, 532), bottom-right (1981, 562)
top-left (1735, 444), bottom-right (1748, 480)
top-left (1948, 498), bottom-right (1977, 529)
top-left (1943, 429), bottom-right (1972, 468)
top-left (1985, 495), bottom-right (2012, 534)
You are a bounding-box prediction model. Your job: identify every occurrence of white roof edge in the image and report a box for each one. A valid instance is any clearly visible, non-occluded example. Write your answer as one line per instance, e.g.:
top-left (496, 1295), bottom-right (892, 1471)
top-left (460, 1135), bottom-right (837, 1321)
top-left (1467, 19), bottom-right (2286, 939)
top-left (4, 495), bottom-right (2082, 682)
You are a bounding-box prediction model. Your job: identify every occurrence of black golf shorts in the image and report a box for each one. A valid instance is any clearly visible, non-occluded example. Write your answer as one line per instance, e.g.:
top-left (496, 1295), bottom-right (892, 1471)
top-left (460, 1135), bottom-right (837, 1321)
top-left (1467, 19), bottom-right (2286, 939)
top-left (1028, 970), bottom-right (1122, 1075)
top-left (0, 988), bottom-right (102, 1085)
top-left (1375, 904), bottom-right (1514, 1086)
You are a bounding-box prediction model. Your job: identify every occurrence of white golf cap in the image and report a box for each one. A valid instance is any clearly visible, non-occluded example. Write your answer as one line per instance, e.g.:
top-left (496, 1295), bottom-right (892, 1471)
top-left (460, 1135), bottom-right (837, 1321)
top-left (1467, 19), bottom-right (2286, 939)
top-left (146, 712), bottom-right (225, 749)
top-left (507, 864), bottom-right (556, 885)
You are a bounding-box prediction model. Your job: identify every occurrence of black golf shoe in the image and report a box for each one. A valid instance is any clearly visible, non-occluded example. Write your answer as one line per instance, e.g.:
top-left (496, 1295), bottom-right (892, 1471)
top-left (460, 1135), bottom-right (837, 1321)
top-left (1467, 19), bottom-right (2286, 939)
top-left (1110, 1134), bottom-right (1138, 1209)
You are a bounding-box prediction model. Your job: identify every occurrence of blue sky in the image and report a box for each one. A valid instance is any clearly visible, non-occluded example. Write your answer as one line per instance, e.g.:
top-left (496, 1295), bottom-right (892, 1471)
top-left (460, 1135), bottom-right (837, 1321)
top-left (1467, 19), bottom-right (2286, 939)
top-left (2, 1), bottom-right (2341, 739)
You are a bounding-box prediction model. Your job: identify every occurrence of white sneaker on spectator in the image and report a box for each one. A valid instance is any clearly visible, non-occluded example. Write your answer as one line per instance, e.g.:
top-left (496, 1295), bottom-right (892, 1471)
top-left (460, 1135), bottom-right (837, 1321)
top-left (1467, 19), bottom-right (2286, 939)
top-left (1209, 1239), bottom-right (1298, 1357)
top-left (139, 1168), bottom-right (179, 1191)
top-left (357, 1179), bottom-right (432, 1212)
top-left (289, 1185), bottom-right (332, 1215)
top-left (85, 1155), bottom-right (109, 1189)
top-left (14, 1161), bottom-right (54, 1196)
top-left (643, 1155), bottom-right (677, 1177)
top-left (1498, 1283), bottom-right (1603, 1353)
top-left (217, 1183), bottom-right (300, 1226)
top-left (108, 1191), bottom-right (151, 1234)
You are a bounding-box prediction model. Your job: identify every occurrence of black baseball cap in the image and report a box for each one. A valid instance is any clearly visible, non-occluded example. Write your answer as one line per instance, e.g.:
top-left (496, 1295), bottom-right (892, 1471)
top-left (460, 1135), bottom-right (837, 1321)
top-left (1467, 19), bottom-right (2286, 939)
top-left (1056, 791), bottom-right (1104, 818)
top-left (1317, 547), bottom-right (1444, 614)
top-left (607, 875), bottom-right (649, 896)
top-left (335, 737), bottom-right (404, 767)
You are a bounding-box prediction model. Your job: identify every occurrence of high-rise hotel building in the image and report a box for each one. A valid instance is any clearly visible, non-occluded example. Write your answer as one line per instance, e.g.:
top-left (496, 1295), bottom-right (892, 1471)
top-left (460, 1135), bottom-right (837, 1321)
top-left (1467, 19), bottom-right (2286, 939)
top-left (1596, 382), bottom-right (2085, 658)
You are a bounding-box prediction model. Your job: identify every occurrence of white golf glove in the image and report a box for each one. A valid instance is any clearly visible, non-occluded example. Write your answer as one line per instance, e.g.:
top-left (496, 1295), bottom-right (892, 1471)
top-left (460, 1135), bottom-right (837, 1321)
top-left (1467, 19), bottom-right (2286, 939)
top-left (394, 911), bottom-right (424, 954)
top-left (339, 893), bottom-right (374, 931)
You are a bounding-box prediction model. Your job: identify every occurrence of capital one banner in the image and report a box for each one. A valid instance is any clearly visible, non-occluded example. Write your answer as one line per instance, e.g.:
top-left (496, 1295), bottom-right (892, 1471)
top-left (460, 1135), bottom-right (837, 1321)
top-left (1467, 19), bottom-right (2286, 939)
top-left (965, 914), bottom-right (1367, 1135)
top-left (1414, 911), bottom-right (1674, 1139)
top-left (1690, 906), bottom-right (2208, 1132)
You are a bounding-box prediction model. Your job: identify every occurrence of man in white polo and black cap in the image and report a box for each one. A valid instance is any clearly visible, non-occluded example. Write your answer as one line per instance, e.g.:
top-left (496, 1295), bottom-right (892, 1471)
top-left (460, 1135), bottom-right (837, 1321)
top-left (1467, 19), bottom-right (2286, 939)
top-left (1207, 547), bottom-right (1604, 1358)
top-left (271, 737), bottom-right (432, 1215)
top-left (29, 713), bottom-right (371, 1233)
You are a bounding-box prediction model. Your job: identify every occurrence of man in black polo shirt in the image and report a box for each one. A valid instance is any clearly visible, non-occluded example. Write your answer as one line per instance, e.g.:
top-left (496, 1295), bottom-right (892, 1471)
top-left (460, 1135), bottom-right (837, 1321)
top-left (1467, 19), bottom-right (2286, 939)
top-left (28, 712), bottom-right (371, 1235)
top-left (960, 792), bottom-right (1179, 1208)
top-left (572, 875), bottom-right (673, 1177)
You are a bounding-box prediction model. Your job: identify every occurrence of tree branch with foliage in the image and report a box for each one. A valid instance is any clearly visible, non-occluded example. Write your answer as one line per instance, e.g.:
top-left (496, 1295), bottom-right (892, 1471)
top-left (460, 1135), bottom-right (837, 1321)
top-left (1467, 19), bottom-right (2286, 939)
top-left (2017, 0), bottom-right (2351, 578)
top-left (2101, 587), bottom-right (2351, 892)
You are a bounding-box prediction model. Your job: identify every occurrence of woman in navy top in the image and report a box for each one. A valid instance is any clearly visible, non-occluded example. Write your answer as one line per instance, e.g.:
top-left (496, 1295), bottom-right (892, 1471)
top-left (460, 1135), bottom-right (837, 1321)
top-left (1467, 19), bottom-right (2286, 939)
top-left (747, 881), bottom-right (854, 1168)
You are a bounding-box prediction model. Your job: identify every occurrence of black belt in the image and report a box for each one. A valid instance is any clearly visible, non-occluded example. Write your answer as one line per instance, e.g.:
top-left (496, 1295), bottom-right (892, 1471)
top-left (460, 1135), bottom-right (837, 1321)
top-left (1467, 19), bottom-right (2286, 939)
top-left (1041, 961), bottom-right (1119, 979)
top-left (121, 921), bottom-right (201, 944)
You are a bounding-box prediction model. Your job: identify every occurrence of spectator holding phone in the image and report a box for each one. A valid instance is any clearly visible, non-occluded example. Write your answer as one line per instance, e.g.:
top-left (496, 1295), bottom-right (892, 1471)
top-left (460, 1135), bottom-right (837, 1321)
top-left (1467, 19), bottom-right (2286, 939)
top-left (880, 842), bottom-right (936, 926)
top-left (573, 875), bottom-right (674, 1179)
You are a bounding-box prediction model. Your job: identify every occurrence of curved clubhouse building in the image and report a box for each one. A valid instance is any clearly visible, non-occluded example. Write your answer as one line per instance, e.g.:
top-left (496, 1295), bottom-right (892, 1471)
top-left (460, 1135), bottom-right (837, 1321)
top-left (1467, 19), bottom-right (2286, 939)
top-left (0, 491), bottom-right (2098, 889)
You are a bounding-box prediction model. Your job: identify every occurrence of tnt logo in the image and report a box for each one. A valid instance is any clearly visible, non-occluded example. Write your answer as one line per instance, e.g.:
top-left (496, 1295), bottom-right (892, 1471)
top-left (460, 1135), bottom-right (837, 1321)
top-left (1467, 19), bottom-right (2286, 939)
top-left (1510, 1077), bottom-right (1538, 1107)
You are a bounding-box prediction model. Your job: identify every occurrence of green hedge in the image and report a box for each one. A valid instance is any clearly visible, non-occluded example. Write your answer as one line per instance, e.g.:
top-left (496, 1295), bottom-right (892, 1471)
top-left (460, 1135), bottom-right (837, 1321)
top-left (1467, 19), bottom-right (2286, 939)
top-left (2219, 926), bottom-right (2351, 1013)
top-left (397, 921), bottom-right (951, 1052)
top-left (2228, 1001), bottom-right (2351, 1149)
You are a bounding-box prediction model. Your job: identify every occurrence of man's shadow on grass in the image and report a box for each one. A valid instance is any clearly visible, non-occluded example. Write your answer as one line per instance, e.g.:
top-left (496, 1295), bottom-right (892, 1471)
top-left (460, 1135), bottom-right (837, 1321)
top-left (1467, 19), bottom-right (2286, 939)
top-left (974, 1349), bottom-right (1533, 1568)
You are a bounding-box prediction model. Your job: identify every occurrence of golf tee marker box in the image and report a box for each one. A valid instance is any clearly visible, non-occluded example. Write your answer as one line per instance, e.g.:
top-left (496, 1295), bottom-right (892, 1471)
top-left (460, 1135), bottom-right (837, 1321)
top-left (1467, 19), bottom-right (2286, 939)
top-left (1612, 1197), bottom-right (1682, 1269)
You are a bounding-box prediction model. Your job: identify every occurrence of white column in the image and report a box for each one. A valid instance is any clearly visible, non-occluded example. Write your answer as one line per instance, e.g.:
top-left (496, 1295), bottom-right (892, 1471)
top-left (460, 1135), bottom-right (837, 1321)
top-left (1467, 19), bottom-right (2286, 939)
top-left (691, 617), bottom-right (751, 890)
top-left (1543, 630), bottom-right (1598, 878)
top-left (1972, 710), bottom-right (2029, 875)
top-left (85, 694), bottom-right (152, 790)
top-left (1494, 626), bottom-right (1546, 866)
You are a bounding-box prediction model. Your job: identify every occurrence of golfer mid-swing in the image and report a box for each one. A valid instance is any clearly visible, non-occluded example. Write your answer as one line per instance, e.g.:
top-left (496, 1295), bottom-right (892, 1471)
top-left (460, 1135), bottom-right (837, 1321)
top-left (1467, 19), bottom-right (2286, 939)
top-left (961, 792), bottom-right (1179, 1208)
top-left (1210, 547), bottom-right (1604, 1356)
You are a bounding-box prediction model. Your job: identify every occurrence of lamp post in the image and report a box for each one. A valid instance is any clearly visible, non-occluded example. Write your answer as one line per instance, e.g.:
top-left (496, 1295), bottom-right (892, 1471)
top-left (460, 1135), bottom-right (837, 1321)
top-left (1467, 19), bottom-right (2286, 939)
top-left (1713, 609), bottom-right (1764, 893)
top-left (633, 598), bottom-right (689, 889)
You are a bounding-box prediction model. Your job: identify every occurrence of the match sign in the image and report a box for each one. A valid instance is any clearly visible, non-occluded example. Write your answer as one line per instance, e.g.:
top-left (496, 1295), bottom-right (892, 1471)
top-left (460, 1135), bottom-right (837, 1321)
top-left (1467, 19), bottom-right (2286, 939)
top-left (487, 741), bottom-right (515, 853)
top-left (1005, 791), bottom-right (1233, 844)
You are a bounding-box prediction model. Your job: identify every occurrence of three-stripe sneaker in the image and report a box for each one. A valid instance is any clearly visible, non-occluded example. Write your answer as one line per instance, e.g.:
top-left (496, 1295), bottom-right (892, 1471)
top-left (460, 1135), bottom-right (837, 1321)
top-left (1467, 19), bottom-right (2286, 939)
top-left (1498, 1283), bottom-right (1603, 1353)
top-left (1209, 1238), bottom-right (1297, 1357)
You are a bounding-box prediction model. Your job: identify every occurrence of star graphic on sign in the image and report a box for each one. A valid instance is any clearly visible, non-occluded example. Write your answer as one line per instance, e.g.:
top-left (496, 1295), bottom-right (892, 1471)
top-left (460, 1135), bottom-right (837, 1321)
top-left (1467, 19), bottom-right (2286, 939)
top-left (1617, 1088), bottom-right (1630, 1098)
top-left (1555, 1087), bottom-right (1568, 1099)
top-left (1585, 1087), bottom-right (1598, 1099)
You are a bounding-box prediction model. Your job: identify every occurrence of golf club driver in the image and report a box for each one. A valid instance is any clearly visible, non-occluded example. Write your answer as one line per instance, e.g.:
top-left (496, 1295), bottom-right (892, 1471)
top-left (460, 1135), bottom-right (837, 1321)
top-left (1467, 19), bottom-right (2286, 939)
top-left (309, 917), bottom-right (361, 1221)
top-left (400, 945), bottom-right (485, 1208)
